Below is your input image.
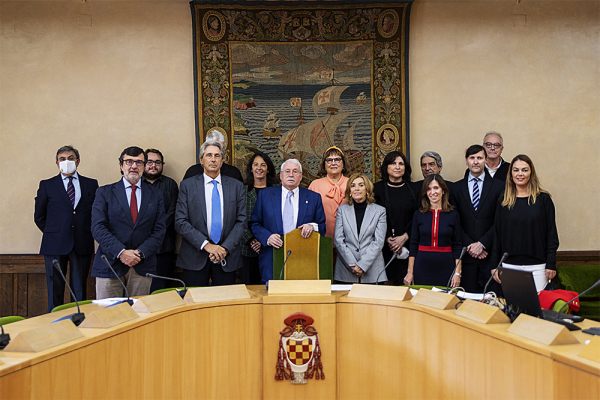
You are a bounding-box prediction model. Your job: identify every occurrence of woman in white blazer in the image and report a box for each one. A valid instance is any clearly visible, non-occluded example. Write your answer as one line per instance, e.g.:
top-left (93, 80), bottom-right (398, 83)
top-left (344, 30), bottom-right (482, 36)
top-left (333, 173), bottom-right (387, 283)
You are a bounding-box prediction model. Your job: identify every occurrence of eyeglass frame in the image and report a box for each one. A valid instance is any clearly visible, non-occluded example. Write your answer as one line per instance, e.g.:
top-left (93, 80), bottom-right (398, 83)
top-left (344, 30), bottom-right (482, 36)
top-left (122, 159), bottom-right (146, 167)
top-left (484, 142), bottom-right (503, 149)
top-left (146, 160), bottom-right (164, 166)
top-left (325, 157), bottom-right (343, 164)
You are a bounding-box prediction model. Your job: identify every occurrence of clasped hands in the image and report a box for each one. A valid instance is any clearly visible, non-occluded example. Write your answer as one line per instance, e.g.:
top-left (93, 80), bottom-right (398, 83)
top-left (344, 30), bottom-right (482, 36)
top-left (387, 233), bottom-right (408, 254)
top-left (119, 249), bottom-right (142, 267)
top-left (349, 264), bottom-right (364, 278)
top-left (267, 224), bottom-right (314, 249)
top-left (467, 242), bottom-right (488, 259)
top-left (205, 243), bottom-right (228, 263)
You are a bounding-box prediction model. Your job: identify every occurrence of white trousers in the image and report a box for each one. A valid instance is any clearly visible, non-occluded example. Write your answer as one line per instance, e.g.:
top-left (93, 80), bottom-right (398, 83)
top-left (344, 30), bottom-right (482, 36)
top-left (502, 262), bottom-right (547, 292)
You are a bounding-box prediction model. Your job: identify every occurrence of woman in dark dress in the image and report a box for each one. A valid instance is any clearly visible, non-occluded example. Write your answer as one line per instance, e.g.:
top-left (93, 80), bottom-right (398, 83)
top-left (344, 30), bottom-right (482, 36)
top-left (240, 151), bottom-right (278, 285)
top-left (404, 174), bottom-right (463, 288)
top-left (490, 154), bottom-right (559, 292)
top-left (373, 151), bottom-right (417, 285)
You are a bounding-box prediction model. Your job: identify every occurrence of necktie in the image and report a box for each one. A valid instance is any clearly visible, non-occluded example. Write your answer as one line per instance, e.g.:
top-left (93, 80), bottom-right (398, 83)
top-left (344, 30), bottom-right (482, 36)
top-left (210, 180), bottom-right (222, 244)
top-left (67, 177), bottom-right (75, 208)
top-left (130, 185), bottom-right (138, 224)
top-left (283, 191), bottom-right (295, 235)
top-left (472, 178), bottom-right (480, 211)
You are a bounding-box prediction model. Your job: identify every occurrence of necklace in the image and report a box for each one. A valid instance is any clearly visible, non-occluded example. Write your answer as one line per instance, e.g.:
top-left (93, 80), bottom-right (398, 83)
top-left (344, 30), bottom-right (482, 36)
top-left (387, 180), bottom-right (405, 187)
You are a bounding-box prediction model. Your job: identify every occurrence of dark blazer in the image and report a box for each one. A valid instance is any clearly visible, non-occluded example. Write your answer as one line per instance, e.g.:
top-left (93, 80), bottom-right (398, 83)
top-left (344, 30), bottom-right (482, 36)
top-left (449, 172), bottom-right (504, 255)
top-left (490, 158), bottom-right (510, 182)
top-left (250, 186), bottom-right (326, 282)
top-left (143, 175), bottom-right (179, 254)
top-left (175, 174), bottom-right (247, 272)
top-left (183, 163), bottom-right (243, 183)
top-left (34, 173), bottom-right (98, 255)
top-left (91, 179), bottom-right (166, 278)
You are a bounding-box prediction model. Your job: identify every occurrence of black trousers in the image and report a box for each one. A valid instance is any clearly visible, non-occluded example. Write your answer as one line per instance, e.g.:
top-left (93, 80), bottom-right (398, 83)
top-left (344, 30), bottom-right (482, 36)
top-left (182, 259), bottom-right (237, 287)
top-left (240, 255), bottom-right (262, 285)
top-left (149, 253), bottom-right (175, 293)
top-left (44, 251), bottom-right (91, 313)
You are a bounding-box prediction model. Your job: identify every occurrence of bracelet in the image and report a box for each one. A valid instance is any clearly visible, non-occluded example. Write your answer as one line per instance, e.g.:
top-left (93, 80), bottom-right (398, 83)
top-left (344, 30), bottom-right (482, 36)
top-left (454, 272), bottom-right (462, 277)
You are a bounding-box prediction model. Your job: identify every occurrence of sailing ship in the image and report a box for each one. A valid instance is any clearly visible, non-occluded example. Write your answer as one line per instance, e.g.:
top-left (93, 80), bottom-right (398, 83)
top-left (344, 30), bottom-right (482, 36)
top-left (355, 92), bottom-right (367, 105)
top-left (263, 110), bottom-right (280, 137)
top-left (277, 72), bottom-right (369, 185)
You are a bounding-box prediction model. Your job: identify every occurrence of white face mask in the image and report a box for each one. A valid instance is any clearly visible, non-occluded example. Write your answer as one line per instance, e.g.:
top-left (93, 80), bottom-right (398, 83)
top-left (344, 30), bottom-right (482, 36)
top-left (59, 160), bottom-right (77, 175)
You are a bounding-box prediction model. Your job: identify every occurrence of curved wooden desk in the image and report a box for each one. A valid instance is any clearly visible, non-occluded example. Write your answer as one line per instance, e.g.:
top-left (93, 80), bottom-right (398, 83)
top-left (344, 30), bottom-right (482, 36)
top-left (1, 287), bottom-right (598, 400)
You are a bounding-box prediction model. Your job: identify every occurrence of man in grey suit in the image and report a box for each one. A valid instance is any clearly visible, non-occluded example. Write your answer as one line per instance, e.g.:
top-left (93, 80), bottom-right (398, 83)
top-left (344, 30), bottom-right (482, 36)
top-left (175, 141), bottom-right (246, 286)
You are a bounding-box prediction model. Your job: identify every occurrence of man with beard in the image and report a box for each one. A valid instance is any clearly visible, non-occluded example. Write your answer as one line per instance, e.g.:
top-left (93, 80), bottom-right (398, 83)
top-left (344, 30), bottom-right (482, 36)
top-left (91, 146), bottom-right (166, 298)
top-left (143, 148), bottom-right (179, 292)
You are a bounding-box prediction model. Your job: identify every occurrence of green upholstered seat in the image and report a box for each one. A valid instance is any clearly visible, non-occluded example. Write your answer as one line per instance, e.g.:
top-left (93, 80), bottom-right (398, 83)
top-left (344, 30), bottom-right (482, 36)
top-left (51, 299), bottom-right (93, 313)
top-left (0, 316), bottom-right (25, 325)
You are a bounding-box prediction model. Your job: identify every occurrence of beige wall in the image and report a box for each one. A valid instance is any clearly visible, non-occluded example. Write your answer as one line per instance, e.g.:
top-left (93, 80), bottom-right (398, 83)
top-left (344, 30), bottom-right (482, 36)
top-left (0, 0), bottom-right (598, 253)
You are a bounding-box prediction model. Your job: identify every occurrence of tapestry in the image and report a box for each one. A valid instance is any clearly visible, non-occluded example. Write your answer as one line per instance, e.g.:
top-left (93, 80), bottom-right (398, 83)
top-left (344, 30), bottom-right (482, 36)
top-left (191, 0), bottom-right (413, 184)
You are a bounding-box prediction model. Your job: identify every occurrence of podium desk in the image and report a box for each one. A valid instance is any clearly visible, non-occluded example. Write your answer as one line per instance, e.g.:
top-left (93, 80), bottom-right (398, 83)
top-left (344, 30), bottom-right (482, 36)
top-left (1, 287), bottom-right (599, 400)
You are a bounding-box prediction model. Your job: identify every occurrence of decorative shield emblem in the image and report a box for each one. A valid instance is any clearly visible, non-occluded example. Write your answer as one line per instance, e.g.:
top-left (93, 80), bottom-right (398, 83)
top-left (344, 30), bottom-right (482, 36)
top-left (275, 312), bottom-right (324, 385)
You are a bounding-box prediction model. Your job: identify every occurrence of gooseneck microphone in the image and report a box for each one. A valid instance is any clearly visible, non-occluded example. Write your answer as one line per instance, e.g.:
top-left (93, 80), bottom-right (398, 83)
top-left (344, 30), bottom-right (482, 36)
top-left (278, 250), bottom-right (292, 281)
top-left (482, 252), bottom-right (509, 299)
top-left (375, 253), bottom-right (398, 285)
top-left (146, 273), bottom-right (188, 298)
top-left (556, 278), bottom-right (600, 321)
top-left (101, 254), bottom-right (134, 306)
top-left (51, 259), bottom-right (86, 326)
top-left (445, 247), bottom-right (467, 292)
top-left (0, 324), bottom-right (10, 350)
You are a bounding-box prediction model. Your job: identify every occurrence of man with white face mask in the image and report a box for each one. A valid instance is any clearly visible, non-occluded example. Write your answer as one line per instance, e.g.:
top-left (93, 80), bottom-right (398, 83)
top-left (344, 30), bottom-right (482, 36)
top-left (35, 145), bottom-right (99, 312)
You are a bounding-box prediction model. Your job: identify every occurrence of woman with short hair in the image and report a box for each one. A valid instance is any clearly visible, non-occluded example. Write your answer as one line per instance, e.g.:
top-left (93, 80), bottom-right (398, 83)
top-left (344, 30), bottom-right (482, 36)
top-left (333, 173), bottom-right (387, 284)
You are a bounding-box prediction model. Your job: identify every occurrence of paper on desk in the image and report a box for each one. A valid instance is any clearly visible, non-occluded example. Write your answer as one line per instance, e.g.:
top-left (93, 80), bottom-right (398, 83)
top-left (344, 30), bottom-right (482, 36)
top-left (421, 287), bottom-right (485, 301)
top-left (331, 284), bottom-right (353, 291)
top-left (92, 298), bottom-right (138, 306)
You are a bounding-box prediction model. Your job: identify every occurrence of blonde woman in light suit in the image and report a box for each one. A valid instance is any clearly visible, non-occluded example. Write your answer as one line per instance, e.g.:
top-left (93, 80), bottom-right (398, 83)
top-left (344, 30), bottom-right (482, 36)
top-left (333, 173), bottom-right (387, 284)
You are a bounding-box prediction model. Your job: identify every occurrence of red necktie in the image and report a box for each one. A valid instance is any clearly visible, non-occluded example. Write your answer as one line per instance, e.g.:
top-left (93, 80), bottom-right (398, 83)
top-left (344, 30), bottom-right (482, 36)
top-left (130, 185), bottom-right (138, 224)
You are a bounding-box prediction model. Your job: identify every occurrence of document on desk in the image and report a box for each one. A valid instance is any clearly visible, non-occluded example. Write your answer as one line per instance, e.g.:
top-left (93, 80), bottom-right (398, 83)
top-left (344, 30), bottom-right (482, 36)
top-left (92, 298), bottom-right (138, 306)
top-left (429, 287), bottom-right (485, 301)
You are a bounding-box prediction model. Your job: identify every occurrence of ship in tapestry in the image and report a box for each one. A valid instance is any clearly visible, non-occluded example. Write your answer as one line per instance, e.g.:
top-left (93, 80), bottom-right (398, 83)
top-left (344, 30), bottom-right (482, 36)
top-left (232, 43), bottom-right (373, 186)
top-left (275, 312), bottom-right (324, 385)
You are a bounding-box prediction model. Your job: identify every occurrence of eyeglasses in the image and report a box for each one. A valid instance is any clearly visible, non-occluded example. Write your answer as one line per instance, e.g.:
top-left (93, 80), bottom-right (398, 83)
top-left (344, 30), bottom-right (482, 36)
top-left (484, 142), bottom-right (503, 149)
top-left (146, 160), bottom-right (163, 166)
top-left (325, 157), bottom-right (342, 164)
top-left (282, 170), bottom-right (302, 176)
top-left (123, 159), bottom-right (145, 167)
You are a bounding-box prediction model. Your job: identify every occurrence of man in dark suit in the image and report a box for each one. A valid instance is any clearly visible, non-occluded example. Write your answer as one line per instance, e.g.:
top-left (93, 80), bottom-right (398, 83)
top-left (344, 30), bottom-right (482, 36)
top-left (35, 145), bottom-right (99, 312)
top-left (450, 144), bottom-right (504, 293)
top-left (483, 131), bottom-right (509, 182)
top-left (91, 146), bottom-right (166, 298)
top-left (250, 159), bottom-right (327, 283)
top-left (182, 129), bottom-right (243, 182)
top-left (175, 141), bottom-right (246, 286)
top-left (143, 148), bottom-right (179, 292)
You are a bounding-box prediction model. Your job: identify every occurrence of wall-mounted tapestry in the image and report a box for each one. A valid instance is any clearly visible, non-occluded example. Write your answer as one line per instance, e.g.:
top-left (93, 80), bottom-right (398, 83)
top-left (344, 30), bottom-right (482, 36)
top-left (191, 0), bottom-right (412, 184)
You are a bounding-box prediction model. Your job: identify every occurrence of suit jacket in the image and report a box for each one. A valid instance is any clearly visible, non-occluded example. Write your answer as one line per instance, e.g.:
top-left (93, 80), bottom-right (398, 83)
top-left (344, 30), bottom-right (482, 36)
top-left (250, 186), bottom-right (326, 282)
top-left (449, 171), bottom-right (504, 262)
top-left (34, 173), bottom-right (99, 255)
top-left (143, 175), bottom-right (179, 254)
top-left (334, 203), bottom-right (387, 283)
top-left (175, 174), bottom-right (246, 272)
top-left (91, 179), bottom-right (166, 278)
top-left (182, 163), bottom-right (243, 183)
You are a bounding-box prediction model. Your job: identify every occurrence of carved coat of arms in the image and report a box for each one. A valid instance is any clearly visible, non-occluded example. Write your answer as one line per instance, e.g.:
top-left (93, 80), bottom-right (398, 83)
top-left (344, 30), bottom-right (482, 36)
top-left (275, 312), bottom-right (324, 385)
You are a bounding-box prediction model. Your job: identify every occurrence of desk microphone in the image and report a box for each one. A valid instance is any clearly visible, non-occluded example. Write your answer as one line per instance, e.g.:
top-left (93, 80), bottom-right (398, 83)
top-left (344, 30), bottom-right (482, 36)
top-left (482, 252), bottom-right (509, 300)
top-left (101, 254), bottom-right (134, 306)
top-left (556, 278), bottom-right (600, 321)
top-left (278, 250), bottom-right (292, 281)
top-left (445, 247), bottom-right (467, 292)
top-left (0, 324), bottom-right (10, 349)
top-left (51, 259), bottom-right (85, 326)
top-left (146, 273), bottom-right (187, 298)
top-left (375, 253), bottom-right (397, 285)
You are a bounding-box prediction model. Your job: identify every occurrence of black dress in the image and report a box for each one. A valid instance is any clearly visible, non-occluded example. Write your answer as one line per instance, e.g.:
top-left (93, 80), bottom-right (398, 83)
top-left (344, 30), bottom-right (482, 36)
top-left (373, 180), bottom-right (418, 283)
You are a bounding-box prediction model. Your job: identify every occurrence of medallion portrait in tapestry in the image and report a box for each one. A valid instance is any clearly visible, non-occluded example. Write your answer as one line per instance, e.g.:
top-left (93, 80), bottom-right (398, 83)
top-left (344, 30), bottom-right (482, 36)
top-left (203, 11), bottom-right (225, 41)
top-left (231, 42), bottom-right (373, 185)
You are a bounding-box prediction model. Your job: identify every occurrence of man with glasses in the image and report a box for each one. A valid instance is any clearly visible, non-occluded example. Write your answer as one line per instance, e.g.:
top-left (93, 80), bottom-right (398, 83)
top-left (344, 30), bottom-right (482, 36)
top-left (143, 149), bottom-right (179, 292)
top-left (91, 146), bottom-right (166, 298)
top-left (175, 142), bottom-right (247, 286)
top-left (483, 131), bottom-right (509, 181)
top-left (35, 145), bottom-right (99, 312)
top-left (250, 159), bottom-right (327, 283)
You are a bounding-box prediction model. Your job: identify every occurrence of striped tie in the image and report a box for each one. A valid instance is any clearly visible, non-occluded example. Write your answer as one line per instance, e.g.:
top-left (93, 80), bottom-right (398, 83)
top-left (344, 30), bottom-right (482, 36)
top-left (472, 177), bottom-right (480, 211)
top-left (67, 177), bottom-right (75, 207)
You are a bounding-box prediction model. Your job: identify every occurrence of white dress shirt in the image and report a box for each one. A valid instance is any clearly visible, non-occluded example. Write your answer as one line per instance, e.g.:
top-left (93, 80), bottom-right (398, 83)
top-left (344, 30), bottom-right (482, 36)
top-left (280, 186), bottom-right (318, 233)
top-left (201, 173), bottom-right (224, 250)
top-left (61, 172), bottom-right (81, 208)
top-left (467, 173), bottom-right (484, 204)
top-left (122, 177), bottom-right (141, 212)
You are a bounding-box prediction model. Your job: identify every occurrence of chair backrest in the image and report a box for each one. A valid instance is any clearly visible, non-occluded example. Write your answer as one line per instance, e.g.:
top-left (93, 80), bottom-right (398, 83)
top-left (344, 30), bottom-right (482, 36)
top-left (272, 230), bottom-right (333, 281)
top-left (0, 316), bottom-right (25, 325)
top-left (51, 299), bottom-right (93, 313)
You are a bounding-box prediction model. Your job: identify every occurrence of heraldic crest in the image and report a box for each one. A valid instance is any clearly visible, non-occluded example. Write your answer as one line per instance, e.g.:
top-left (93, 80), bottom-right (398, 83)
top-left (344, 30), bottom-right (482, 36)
top-left (275, 312), bottom-right (324, 385)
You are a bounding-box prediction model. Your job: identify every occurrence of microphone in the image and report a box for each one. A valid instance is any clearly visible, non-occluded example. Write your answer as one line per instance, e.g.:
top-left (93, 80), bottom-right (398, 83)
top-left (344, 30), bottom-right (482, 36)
top-left (482, 252), bottom-right (509, 299)
top-left (375, 253), bottom-right (397, 285)
top-left (146, 273), bottom-right (187, 298)
top-left (0, 324), bottom-right (10, 350)
top-left (278, 250), bottom-right (292, 281)
top-left (101, 254), bottom-right (134, 306)
top-left (555, 278), bottom-right (600, 321)
top-left (51, 259), bottom-right (85, 326)
top-left (445, 247), bottom-right (467, 292)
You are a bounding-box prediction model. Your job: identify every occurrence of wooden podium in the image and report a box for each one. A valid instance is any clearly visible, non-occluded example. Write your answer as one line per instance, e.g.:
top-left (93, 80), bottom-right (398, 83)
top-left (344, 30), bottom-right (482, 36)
top-left (272, 230), bottom-right (333, 281)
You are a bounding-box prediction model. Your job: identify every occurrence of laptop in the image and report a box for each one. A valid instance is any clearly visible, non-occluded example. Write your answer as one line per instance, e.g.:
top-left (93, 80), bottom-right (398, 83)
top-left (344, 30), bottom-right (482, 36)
top-left (499, 268), bottom-right (582, 329)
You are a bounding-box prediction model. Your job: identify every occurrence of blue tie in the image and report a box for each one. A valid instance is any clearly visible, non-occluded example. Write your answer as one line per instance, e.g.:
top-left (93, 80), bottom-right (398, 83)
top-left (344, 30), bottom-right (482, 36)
top-left (210, 180), bottom-right (222, 244)
top-left (472, 177), bottom-right (480, 211)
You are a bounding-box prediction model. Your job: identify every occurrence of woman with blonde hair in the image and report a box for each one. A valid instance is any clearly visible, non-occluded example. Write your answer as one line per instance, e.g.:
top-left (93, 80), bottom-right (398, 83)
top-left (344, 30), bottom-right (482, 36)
top-left (404, 174), bottom-right (463, 287)
top-left (333, 173), bottom-right (387, 283)
top-left (490, 155), bottom-right (559, 291)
